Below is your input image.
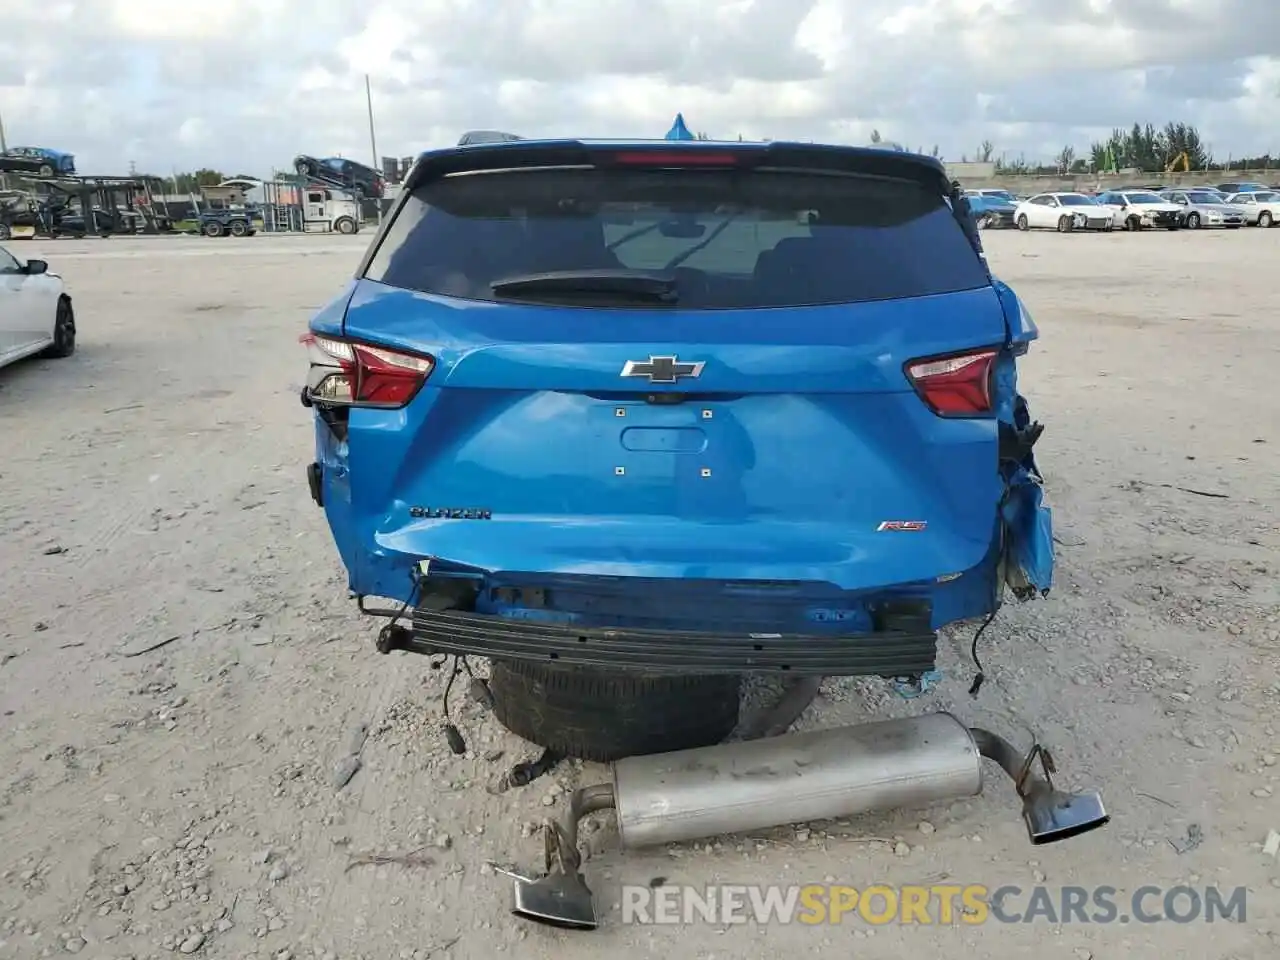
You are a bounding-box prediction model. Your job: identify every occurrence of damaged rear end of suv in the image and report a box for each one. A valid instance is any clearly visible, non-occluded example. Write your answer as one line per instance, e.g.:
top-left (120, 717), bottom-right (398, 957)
top-left (301, 138), bottom-right (1106, 928)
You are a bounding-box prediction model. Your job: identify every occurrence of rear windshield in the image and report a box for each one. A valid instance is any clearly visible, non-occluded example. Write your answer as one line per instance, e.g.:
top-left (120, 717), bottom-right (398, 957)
top-left (364, 167), bottom-right (988, 309)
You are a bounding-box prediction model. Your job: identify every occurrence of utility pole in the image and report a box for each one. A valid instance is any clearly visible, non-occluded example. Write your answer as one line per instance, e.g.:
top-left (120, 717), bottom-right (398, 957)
top-left (0, 108), bottom-right (9, 190)
top-left (365, 74), bottom-right (382, 225)
top-left (365, 74), bottom-right (378, 168)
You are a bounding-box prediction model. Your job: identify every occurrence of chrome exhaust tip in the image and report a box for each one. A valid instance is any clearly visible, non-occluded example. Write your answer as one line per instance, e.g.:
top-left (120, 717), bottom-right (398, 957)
top-left (511, 870), bottom-right (597, 930)
top-left (507, 784), bottom-right (614, 929)
top-left (1022, 781), bottom-right (1109, 845)
top-left (970, 727), bottom-right (1109, 845)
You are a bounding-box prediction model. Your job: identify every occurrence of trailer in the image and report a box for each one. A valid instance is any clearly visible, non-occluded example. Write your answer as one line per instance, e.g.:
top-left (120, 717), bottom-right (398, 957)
top-left (1, 173), bottom-right (171, 237)
top-left (197, 208), bottom-right (258, 237)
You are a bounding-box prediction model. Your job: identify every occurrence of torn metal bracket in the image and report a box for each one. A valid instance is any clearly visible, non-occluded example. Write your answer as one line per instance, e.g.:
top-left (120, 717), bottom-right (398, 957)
top-left (357, 595), bottom-right (405, 619)
top-left (998, 420), bottom-right (1045, 465)
top-left (1014, 742), bottom-right (1057, 799)
top-left (543, 818), bottom-right (583, 875)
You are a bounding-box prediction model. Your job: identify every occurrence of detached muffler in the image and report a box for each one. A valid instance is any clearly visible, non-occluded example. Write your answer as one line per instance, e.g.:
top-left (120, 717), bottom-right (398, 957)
top-left (504, 712), bottom-right (1108, 929)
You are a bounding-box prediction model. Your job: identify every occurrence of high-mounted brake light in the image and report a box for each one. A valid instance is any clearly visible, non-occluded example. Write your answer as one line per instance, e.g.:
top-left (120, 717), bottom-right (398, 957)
top-left (609, 151), bottom-right (741, 167)
top-left (905, 348), bottom-right (998, 416)
top-left (300, 333), bottom-right (434, 408)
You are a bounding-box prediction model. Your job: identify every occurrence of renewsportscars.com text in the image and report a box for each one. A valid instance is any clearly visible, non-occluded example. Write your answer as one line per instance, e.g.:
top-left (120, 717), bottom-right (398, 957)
top-left (621, 884), bottom-right (1248, 926)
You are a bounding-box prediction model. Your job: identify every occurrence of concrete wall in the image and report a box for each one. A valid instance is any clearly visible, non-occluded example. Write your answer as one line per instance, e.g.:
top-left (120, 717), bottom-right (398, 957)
top-left (944, 161), bottom-right (997, 180)
top-left (952, 168), bottom-right (1278, 192)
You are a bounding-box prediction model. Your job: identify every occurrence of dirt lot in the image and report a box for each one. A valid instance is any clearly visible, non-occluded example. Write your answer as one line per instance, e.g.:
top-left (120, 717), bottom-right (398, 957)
top-left (1, 228), bottom-right (1277, 960)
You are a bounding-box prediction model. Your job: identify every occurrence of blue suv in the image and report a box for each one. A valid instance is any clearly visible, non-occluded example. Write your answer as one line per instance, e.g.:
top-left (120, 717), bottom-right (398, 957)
top-left (0, 146), bottom-right (76, 178)
top-left (300, 139), bottom-right (1054, 762)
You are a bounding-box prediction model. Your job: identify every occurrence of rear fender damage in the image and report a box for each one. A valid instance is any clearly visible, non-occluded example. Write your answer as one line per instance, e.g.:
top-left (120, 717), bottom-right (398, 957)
top-left (999, 396), bottom-right (1053, 598)
top-left (992, 280), bottom-right (1053, 599)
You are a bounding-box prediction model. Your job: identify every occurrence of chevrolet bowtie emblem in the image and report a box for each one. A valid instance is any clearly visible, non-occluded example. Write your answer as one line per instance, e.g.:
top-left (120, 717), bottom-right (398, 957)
top-left (619, 355), bottom-right (704, 383)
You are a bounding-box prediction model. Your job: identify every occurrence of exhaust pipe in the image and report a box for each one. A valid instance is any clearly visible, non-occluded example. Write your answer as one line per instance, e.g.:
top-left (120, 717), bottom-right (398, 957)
top-left (968, 727), bottom-right (1110, 845)
top-left (507, 712), bottom-right (1107, 929)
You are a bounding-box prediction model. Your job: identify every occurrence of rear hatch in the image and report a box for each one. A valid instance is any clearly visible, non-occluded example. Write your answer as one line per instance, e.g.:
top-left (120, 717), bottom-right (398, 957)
top-left (334, 142), bottom-right (1010, 591)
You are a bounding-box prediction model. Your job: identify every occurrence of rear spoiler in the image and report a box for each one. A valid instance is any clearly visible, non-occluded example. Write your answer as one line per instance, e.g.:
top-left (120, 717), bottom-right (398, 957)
top-left (401, 139), bottom-right (955, 193)
top-left (359, 140), bottom-right (987, 276)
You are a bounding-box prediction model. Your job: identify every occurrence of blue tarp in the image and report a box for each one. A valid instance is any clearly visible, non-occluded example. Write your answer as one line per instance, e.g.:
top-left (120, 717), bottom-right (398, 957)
top-left (665, 113), bottom-right (695, 141)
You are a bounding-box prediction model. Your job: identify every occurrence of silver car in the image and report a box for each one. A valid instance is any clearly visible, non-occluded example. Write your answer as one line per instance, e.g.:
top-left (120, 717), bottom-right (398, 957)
top-left (1225, 190), bottom-right (1280, 227)
top-left (1158, 190), bottom-right (1245, 229)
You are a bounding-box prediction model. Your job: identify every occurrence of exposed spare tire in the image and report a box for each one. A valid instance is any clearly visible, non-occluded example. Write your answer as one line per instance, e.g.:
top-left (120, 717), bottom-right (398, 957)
top-left (488, 660), bottom-right (741, 763)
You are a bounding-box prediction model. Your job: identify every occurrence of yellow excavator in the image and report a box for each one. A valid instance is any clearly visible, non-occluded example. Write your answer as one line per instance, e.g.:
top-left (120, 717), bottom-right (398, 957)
top-left (1166, 151), bottom-right (1190, 173)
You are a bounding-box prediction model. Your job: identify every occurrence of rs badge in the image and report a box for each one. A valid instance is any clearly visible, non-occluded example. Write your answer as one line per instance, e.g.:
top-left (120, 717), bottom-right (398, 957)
top-left (877, 520), bottom-right (928, 532)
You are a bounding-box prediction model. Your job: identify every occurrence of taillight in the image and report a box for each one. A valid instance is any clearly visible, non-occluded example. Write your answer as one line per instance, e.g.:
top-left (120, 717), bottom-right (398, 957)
top-left (300, 333), bottom-right (434, 408)
top-left (609, 151), bottom-right (741, 167)
top-left (905, 348), bottom-right (998, 416)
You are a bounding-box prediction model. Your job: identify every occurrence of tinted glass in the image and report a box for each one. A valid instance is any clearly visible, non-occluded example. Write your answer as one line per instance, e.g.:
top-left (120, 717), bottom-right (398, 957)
top-left (365, 167), bottom-right (988, 309)
top-left (1058, 195), bottom-right (1093, 206)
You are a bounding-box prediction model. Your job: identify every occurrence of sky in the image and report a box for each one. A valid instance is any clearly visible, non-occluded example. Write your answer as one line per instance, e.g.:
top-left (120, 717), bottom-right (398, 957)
top-left (1, 0), bottom-right (1278, 178)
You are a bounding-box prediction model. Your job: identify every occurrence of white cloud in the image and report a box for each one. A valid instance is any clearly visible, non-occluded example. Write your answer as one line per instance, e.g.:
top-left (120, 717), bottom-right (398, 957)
top-left (1238, 57), bottom-right (1280, 128)
top-left (337, 6), bottom-right (420, 77)
top-left (0, 0), bottom-right (1276, 176)
top-left (794, 0), bottom-right (845, 72)
top-left (107, 0), bottom-right (244, 40)
top-left (177, 118), bottom-right (211, 147)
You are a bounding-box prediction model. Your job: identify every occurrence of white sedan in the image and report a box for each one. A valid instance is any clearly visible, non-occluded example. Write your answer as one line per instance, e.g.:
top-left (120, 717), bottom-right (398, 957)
top-left (1013, 192), bottom-right (1119, 232)
top-left (1226, 191), bottom-right (1280, 227)
top-left (0, 245), bottom-right (75, 370)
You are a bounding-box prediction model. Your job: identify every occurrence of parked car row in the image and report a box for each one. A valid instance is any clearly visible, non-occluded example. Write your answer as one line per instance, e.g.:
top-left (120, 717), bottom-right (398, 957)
top-left (965, 184), bottom-right (1280, 233)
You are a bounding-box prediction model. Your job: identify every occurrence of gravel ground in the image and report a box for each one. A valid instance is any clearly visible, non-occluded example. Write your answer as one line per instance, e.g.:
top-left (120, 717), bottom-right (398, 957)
top-left (0, 228), bottom-right (1277, 960)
